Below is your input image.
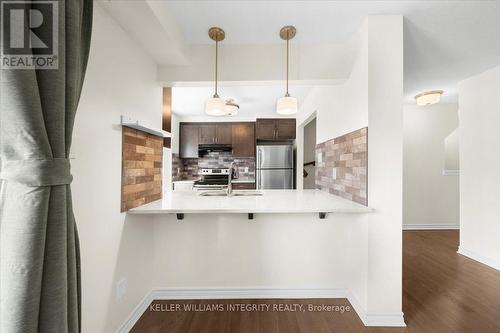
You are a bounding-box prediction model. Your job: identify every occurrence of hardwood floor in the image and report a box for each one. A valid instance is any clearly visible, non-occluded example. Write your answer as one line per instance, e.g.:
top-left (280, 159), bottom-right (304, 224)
top-left (403, 230), bottom-right (500, 333)
top-left (131, 231), bottom-right (500, 333)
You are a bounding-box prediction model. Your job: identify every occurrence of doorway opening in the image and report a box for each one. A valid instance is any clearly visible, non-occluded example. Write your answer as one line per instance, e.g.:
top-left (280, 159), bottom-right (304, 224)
top-left (302, 117), bottom-right (317, 189)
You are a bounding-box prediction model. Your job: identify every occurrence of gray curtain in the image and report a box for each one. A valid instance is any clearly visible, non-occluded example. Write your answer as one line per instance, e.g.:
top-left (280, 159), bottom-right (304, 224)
top-left (0, 0), bottom-right (92, 332)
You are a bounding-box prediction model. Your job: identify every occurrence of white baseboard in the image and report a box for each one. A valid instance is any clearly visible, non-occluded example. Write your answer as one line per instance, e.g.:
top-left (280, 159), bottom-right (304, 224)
top-left (403, 224), bottom-right (459, 230)
top-left (115, 291), bottom-right (155, 333)
top-left (117, 288), bottom-right (406, 332)
top-left (458, 247), bottom-right (500, 271)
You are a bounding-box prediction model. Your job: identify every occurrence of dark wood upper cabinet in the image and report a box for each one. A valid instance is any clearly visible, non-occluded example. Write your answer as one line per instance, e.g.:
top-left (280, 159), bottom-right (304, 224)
top-left (180, 122), bottom-right (258, 159)
top-left (256, 119), bottom-right (277, 140)
top-left (180, 123), bottom-right (199, 158)
top-left (199, 124), bottom-right (216, 144)
top-left (232, 123), bottom-right (255, 157)
top-left (215, 124), bottom-right (232, 144)
top-left (256, 118), bottom-right (296, 141)
top-left (276, 118), bottom-right (296, 140)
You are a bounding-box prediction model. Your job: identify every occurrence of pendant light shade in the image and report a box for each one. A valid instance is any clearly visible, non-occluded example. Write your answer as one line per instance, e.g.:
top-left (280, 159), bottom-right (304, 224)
top-left (277, 26), bottom-right (297, 115)
top-left (206, 27), bottom-right (226, 116)
top-left (277, 95), bottom-right (298, 115)
top-left (225, 99), bottom-right (239, 116)
top-left (206, 96), bottom-right (227, 116)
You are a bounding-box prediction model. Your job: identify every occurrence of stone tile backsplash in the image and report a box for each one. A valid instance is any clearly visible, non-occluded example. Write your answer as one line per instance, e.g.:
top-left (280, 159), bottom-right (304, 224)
top-left (171, 154), bottom-right (200, 181)
top-left (121, 127), bottom-right (162, 211)
top-left (316, 127), bottom-right (368, 205)
top-left (172, 152), bottom-right (255, 182)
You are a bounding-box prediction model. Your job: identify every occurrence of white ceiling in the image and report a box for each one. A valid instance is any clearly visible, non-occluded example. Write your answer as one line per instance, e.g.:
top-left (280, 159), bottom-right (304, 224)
top-left (172, 85), bottom-right (312, 118)
top-left (166, 0), bottom-right (500, 102)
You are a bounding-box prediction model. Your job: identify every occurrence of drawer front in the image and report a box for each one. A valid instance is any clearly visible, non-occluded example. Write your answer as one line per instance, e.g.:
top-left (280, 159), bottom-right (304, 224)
top-left (232, 182), bottom-right (256, 190)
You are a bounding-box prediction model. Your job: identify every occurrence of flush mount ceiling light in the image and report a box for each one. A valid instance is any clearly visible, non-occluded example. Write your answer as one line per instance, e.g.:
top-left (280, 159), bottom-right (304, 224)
top-left (205, 27), bottom-right (226, 116)
top-left (415, 90), bottom-right (444, 106)
top-left (277, 25), bottom-right (298, 115)
top-left (225, 99), bottom-right (239, 116)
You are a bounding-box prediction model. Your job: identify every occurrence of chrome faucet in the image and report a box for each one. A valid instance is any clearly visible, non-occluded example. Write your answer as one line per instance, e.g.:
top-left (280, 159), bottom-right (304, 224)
top-left (227, 162), bottom-right (237, 196)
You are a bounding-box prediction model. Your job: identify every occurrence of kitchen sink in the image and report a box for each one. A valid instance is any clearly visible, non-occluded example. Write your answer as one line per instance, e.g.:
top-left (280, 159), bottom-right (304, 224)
top-left (199, 190), bottom-right (263, 197)
top-left (199, 191), bottom-right (227, 196)
top-left (233, 191), bottom-right (263, 196)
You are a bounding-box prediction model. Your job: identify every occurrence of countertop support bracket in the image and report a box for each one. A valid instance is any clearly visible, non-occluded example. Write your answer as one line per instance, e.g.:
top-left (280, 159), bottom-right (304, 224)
top-left (319, 212), bottom-right (327, 219)
top-left (248, 213), bottom-right (254, 220)
top-left (176, 213), bottom-right (184, 221)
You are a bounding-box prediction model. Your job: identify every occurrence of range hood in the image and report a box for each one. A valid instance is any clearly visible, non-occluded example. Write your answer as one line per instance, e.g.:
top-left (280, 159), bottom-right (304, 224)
top-left (198, 144), bottom-right (233, 157)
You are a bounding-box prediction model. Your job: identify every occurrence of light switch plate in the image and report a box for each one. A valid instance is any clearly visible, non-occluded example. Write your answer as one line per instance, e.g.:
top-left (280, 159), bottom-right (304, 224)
top-left (317, 153), bottom-right (322, 163)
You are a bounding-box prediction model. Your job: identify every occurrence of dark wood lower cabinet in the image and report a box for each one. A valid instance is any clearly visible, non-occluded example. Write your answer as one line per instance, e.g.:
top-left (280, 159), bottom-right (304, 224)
top-left (231, 182), bottom-right (255, 190)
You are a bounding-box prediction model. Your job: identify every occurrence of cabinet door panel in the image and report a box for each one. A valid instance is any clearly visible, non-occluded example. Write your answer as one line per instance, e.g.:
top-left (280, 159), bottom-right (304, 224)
top-left (180, 124), bottom-right (199, 158)
top-left (256, 119), bottom-right (276, 140)
top-left (232, 123), bottom-right (255, 157)
top-left (216, 124), bottom-right (232, 144)
top-left (276, 118), bottom-right (296, 140)
top-left (199, 124), bottom-right (216, 144)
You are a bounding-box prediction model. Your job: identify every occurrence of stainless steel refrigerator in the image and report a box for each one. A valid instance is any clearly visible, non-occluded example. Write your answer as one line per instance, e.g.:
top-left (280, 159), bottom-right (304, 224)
top-left (256, 144), bottom-right (294, 189)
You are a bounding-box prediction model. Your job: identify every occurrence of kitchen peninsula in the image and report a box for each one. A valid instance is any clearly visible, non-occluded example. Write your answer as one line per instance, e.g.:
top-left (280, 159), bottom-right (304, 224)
top-left (127, 189), bottom-right (372, 218)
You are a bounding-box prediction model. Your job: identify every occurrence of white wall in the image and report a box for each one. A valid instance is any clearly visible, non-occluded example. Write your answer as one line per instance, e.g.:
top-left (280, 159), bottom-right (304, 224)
top-left (444, 128), bottom-right (459, 172)
top-left (365, 16), bottom-right (403, 320)
top-left (151, 213), bottom-right (368, 296)
top-left (458, 65), bottom-right (500, 270)
top-left (295, 23), bottom-right (369, 190)
top-left (72, 4), bottom-right (161, 332)
top-left (158, 43), bottom-right (354, 84)
top-left (297, 24), bottom-right (369, 144)
top-left (403, 104), bottom-right (459, 228)
top-left (170, 112), bottom-right (181, 155)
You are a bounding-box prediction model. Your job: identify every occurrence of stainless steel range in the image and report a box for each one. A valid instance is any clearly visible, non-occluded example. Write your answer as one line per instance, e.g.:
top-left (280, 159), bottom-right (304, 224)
top-left (193, 168), bottom-right (230, 190)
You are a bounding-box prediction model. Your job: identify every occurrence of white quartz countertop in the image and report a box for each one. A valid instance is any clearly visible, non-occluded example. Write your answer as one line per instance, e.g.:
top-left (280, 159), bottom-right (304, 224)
top-left (127, 189), bottom-right (372, 215)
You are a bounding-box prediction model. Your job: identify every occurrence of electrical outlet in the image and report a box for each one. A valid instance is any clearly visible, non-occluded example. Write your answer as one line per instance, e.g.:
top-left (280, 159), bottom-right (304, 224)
top-left (317, 153), bottom-right (322, 163)
top-left (332, 168), bottom-right (337, 179)
top-left (244, 167), bottom-right (249, 173)
top-left (116, 277), bottom-right (127, 301)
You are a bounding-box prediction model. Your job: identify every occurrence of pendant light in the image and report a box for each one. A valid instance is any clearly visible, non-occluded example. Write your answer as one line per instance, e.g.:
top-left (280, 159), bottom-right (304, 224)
top-left (225, 99), bottom-right (239, 116)
top-left (206, 27), bottom-right (226, 116)
top-left (276, 25), bottom-right (298, 115)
